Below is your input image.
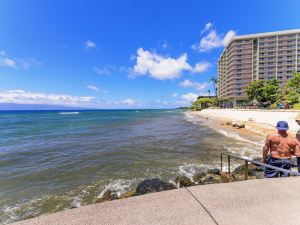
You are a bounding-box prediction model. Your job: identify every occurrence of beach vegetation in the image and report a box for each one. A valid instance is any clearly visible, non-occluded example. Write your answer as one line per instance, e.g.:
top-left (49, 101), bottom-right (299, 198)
top-left (245, 79), bottom-right (279, 107)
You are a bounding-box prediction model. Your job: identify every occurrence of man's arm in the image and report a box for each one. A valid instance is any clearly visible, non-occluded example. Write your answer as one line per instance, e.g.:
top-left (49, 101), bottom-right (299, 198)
top-left (293, 142), bottom-right (300, 157)
top-left (263, 134), bottom-right (272, 163)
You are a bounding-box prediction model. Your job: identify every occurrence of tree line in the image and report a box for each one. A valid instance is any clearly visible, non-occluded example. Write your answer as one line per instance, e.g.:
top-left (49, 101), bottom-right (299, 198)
top-left (190, 72), bottom-right (300, 110)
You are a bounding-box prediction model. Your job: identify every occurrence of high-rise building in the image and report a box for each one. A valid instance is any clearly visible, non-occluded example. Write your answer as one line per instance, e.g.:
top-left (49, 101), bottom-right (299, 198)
top-left (218, 29), bottom-right (300, 103)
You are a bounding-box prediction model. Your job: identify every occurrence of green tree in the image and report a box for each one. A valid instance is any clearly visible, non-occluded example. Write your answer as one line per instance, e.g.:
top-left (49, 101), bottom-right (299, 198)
top-left (210, 76), bottom-right (218, 96)
top-left (284, 72), bottom-right (300, 106)
top-left (245, 79), bottom-right (279, 107)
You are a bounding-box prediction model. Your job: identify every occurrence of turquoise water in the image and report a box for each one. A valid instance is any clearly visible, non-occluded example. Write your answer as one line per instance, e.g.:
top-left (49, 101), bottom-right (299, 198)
top-left (0, 109), bottom-right (261, 224)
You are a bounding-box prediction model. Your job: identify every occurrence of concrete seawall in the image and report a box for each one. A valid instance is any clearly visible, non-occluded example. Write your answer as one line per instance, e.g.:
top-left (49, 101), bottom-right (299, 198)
top-left (11, 177), bottom-right (300, 225)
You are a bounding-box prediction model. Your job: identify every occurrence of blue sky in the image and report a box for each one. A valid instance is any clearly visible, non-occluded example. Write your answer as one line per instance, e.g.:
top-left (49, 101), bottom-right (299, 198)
top-left (0, 0), bottom-right (300, 109)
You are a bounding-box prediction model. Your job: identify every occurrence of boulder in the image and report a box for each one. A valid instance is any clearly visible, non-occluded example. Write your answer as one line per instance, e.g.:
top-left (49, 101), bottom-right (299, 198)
top-left (226, 122), bottom-right (232, 125)
top-left (232, 173), bottom-right (246, 181)
top-left (175, 176), bottom-right (194, 187)
top-left (256, 172), bottom-right (265, 179)
top-left (208, 168), bottom-right (221, 175)
top-left (237, 124), bottom-right (245, 129)
top-left (135, 179), bottom-right (176, 196)
top-left (192, 172), bottom-right (206, 183)
top-left (233, 164), bottom-right (258, 175)
top-left (252, 157), bottom-right (263, 163)
top-left (202, 174), bottom-right (221, 184)
top-left (120, 190), bottom-right (136, 199)
top-left (220, 172), bottom-right (230, 183)
top-left (96, 190), bottom-right (119, 203)
top-left (232, 123), bottom-right (239, 128)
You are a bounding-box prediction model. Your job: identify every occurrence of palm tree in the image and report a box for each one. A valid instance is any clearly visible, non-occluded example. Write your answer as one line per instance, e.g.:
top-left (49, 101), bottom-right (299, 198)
top-left (208, 89), bottom-right (211, 97)
top-left (210, 76), bottom-right (218, 96)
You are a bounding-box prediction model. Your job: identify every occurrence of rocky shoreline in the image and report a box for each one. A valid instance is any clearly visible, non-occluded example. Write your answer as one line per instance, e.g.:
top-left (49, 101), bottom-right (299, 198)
top-left (96, 157), bottom-right (265, 203)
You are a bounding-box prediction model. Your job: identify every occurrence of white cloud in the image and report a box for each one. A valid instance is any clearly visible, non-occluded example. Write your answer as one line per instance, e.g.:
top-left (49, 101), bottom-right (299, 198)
top-left (1, 58), bottom-right (16, 68)
top-left (201, 22), bottom-right (213, 34)
top-left (84, 40), bottom-right (96, 50)
top-left (121, 98), bottom-right (136, 106)
top-left (0, 90), bottom-right (95, 106)
top-left (222, 30), bottom-right (236, 47)
top-left (0, 50), bottom-right (41, 69)
top-left (178, 79), bottom-right (210, 91)
top-left (172, 92), bottom-right (178, 98)
top-left (192, 23), bottom-right (236, 52)
top-left (193, 62), bottom-right (211, 73)
top-left (86, 85), bottom-right (108, 94)
top-left (131, 48), bottom-right (209, 80)
top-left (181, 92), bottom-right (198, 103)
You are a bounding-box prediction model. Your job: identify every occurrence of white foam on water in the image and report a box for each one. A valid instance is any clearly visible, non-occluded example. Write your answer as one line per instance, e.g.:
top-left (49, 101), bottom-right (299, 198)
top-left (98, 179), bottom-right (136, 198)
top-left (70, 197), bottom-right (81, 208)
top-left (217, 129), bottom-right (262, 146)
top-left (59, 112), bottom-right (80, 115)
top-left (178, 164), bottom-right (196, 179)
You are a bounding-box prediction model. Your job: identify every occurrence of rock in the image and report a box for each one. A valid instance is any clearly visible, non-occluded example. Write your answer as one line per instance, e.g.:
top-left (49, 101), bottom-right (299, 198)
top-left (237, 124), bottom-right (245, 129)
top-left (233, 164), bottom-right (258, 175)
top-left (256, 172), bottom-right (265, 179)
top-left (232, 173), bottom-right (257, 181)
top-left (135, 179), bottom-right (176, 196)
top-left (202, 174), bottom-right (221, 184)
top-left (208, 168), bottom-right (221, 175)
top-left (120, 190), bottom-right (136, 199)
top-left (232, 123), bottom-right (239, 127)
top-left (252, 157), bottom-right (263, 163)
top-left (96, 190), bottom-right (119, 203)
top-left (175, 176), bottom-right (194, 187)
top-left (226, 122), bottom-right (232, 125)
top-left (232, 173), bottom-right (246, 181)
top-left (192, 172), bottom-right (206, 183)
top-left (220, 172), bottom-right (230, 183)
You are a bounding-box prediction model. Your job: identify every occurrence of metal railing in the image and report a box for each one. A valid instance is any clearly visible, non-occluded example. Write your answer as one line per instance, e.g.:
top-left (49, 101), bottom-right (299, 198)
top-left (220, 152), bottom-right (300, 180)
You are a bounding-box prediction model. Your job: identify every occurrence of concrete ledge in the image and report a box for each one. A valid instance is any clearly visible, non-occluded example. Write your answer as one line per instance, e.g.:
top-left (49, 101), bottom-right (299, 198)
top-left (11, 177), bottom-right (300, 225)
top-left (188, 177), bottom-right (300, 225)
top-left (11, 188), bottom-right (216, 225)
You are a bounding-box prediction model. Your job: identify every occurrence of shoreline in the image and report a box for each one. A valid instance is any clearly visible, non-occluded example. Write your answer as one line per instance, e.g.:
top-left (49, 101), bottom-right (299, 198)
top-left (188, 109), bottom-right (300, 137)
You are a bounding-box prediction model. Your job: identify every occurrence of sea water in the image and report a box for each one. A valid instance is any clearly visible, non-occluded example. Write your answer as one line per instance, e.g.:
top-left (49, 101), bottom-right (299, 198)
top-left (0, 109), bottom-right (263, 224)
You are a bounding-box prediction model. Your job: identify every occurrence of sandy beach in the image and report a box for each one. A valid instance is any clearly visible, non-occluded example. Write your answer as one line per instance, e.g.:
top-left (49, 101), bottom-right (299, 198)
top-left (189, 109), bottom-right (300, 137)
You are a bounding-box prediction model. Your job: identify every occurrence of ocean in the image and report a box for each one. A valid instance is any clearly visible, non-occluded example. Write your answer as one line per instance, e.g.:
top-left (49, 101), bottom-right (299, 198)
top-left (0, 109), bottom-right (263, 224)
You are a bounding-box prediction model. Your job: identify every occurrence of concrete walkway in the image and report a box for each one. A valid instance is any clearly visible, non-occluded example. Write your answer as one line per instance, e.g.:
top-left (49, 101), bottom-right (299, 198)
top-left (12, 177), bottom-right (300, 225)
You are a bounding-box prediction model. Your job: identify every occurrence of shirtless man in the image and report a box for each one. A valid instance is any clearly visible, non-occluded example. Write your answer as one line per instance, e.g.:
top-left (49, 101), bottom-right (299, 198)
top-left (295, 114), bottom-right (300, 172)
top-left (263, 121), bottom-right (299, 178)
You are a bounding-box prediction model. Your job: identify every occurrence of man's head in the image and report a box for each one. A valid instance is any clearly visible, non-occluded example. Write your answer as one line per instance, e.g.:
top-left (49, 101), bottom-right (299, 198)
top-left (295, 114), bottom-right (300, 125)
top-left (276, 121), bottom-right (289, 134)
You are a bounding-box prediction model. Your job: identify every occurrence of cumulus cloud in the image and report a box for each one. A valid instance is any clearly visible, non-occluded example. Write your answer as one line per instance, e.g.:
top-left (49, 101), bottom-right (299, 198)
top-left (192, 23), bottom-right (236, 52)
top-left (86, 85), bottom-right (108, 94)
top-left (121, 98), bottom-right (136, 106)
top-left (131, 48), bottom-right (210, 80)
top-left (178, 79), bottom-right (210, 91)
top-left (193, 62), bottom-right (211, 73)
top-left (201, 22), bottom-right (213, 34)
top-left (84, 40), bottom-right (96, 50)
top-left (0, 50), bottom-right (42, 69)
top-left (181, 92), bottom-right (198, 103)
top-left (0, 90), bottom-right (95, 106)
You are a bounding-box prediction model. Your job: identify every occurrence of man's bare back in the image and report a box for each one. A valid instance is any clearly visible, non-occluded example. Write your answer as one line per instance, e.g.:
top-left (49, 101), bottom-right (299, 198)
top-left (263, 132), bottom-right (298, 163)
